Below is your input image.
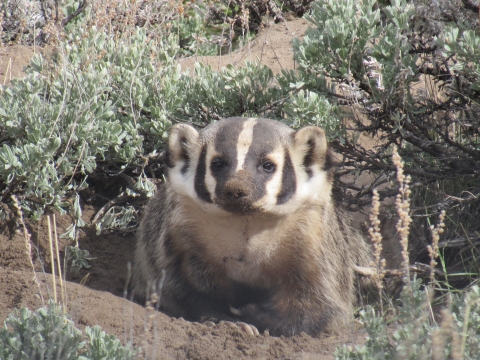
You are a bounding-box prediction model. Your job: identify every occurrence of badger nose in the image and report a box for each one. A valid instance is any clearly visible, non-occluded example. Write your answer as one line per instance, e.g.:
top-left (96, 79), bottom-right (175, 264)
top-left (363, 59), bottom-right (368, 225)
top-left (226, 188), bottom-right (247, 199)
top-left (219, 171), bottom-right (255, 213)
top-left (224, 180), bottom-right (250, 199)
top-left (223, 176), bottom-right (251, 200)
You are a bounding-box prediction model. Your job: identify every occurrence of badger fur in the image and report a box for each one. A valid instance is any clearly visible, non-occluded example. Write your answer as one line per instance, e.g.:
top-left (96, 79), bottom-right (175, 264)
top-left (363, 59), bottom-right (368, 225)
top-left (133, 117), bottom-right (372, 336)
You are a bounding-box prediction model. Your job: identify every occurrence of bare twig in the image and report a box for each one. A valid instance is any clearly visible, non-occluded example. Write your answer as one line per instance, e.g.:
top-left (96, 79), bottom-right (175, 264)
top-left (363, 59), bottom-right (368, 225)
top-left (92, 192), bottom-right (128, 225)
top-left (462, 0), bottom-right (479, 12)
top-left (438, 236), bottom-right (480, 249)
top-left (61, 0), bottom-right (89, 27)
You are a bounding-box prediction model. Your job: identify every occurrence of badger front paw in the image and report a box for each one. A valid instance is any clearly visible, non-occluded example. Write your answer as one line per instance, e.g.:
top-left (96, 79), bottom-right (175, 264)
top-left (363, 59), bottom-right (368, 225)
top-left (204, 320), bottom-right (260, 335)
top-left (223, 320), bottom-right (260, 335)
top-left (235, 302), bottom-right (304, 337)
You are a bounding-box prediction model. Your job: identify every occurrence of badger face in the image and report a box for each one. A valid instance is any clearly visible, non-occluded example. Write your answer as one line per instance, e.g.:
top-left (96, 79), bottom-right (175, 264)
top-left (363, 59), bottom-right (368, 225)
top-left (165, 117), bottom-right (333, 216)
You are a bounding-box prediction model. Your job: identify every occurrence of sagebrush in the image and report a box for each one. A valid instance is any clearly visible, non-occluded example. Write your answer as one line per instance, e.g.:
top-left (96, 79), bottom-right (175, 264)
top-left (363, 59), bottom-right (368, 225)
top-left (0, 302), bottom-right (135, 360)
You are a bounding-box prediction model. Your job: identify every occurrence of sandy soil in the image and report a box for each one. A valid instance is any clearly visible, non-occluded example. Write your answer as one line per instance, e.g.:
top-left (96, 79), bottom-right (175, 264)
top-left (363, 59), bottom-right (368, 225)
top-left (179, 17), bottom-right (311, 74)
top-left (0, 205), bottom-right (368, 359)
top-left (0, 18), bottom-right (374, 359)
top-left (0, 45), bottom-right (35, 84)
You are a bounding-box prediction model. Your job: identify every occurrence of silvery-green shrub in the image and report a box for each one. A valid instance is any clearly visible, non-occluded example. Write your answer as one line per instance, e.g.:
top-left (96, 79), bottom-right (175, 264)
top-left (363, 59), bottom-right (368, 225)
top-left (0, 302), bottom-right (135, 360)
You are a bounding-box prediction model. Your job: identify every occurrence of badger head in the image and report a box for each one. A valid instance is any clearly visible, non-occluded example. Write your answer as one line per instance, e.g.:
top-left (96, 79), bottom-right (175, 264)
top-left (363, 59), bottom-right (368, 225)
top-left (165, 117), bottom-right (333, 216)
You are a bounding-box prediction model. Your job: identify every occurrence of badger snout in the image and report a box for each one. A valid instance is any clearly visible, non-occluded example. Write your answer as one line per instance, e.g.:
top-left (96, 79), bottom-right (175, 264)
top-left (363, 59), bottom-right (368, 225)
top-left (218, 171), bottom-right (257, 213)
top-left (224, 178), bottom-right (250, 199)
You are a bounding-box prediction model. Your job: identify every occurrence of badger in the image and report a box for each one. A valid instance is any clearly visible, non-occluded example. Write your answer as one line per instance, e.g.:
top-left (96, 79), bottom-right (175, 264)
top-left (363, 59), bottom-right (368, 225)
top-left (133, 117), bottom-right (372, 336)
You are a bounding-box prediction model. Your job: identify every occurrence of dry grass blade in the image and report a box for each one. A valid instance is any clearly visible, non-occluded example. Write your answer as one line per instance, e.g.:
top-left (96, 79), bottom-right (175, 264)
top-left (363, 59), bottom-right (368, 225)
top-left (53, 214), bottom-right (66, 309)
top-left (47, 215), bottom-right (57, 303)
top-left (11, 194), bottom-right (44, 305)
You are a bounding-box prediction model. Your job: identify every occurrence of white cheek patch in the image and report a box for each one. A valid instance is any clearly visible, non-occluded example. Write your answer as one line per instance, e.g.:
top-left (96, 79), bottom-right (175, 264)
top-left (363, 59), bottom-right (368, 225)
top-left (169, 155), bottom-right (232, 216)
top-left (236, 118), bottom-right (257, 171)
top-left (168, 144), bottom-right (205, 205)
top-left (265, 149), bottom-right (286, 205)
top-left (297, 168), bottom-right (328, 203)
top-left (204, 146), bottom-right (219, 202)
top-left (253, 148), bottom-right (285, 208)
top-left (290, 160), bottom-right (331, 215)
top-left (260, 150), bottom-right (331, 215)
top-left (169, 161), bottom-right (198, 200)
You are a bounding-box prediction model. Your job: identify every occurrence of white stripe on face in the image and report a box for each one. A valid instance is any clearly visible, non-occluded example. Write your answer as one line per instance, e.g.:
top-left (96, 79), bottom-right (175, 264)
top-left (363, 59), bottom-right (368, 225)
top-left (204, 145), bottom-right (219, 201)
top-left (253, 146), bottom-right (285, 209)
top-left (235, 118), bottom-right (257, 172)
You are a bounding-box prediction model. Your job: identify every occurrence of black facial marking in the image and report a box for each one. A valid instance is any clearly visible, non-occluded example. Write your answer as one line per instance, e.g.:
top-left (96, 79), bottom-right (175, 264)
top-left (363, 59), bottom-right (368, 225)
top-left (213, 118), bottom-right (246, 166)
top-left (209, 118), bottom-right (292, 213)
top-left (212, 119), bottom-right (245, 198)
top-left (180, 137), bottom-right (191, 174)
top-left (241, 121), bottom-right (279, 201)
top-left (194, 145), bottom-right (212, 203)
top-left (164, 148), bottom-right (174, 168)
top-left (303, 139), bottom-right (315, 179)
top-left (181, 163), bottom-right (189, 175)
top-left (323, 150), bottom-right (334, 171)
top-left (211, 157), bottom-right (228, 173)
top-left (277, 150), bottom-right (296, 205)
top-left (324, 150), bottom-right (335, 183)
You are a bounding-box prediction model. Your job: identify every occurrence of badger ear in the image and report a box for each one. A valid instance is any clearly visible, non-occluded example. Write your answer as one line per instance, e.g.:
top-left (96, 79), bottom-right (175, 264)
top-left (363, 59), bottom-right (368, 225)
top-left (166, 124), bottom-right (200, 167)
top-left (293, 126), bottom-right (328, 173)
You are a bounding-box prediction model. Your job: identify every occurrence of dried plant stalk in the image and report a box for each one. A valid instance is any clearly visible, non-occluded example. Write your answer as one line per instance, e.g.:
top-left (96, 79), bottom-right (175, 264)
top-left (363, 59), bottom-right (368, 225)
top-left (53, 214), bottom-right (66, 308)
top-left (368, 189), bottom-right (386, 314)
top-left (47, 215), bottom-right (57, 303)
top-left (428, 210), bottom-right (446, 284)
top-left (392, 146), bottom-right (412, 285)
top-left (11, 195), bottom-right (44, 305)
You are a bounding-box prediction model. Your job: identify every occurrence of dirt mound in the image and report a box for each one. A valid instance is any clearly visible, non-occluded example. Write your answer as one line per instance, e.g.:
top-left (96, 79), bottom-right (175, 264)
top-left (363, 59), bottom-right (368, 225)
top-left (1, 198), bottom-right (368, 358)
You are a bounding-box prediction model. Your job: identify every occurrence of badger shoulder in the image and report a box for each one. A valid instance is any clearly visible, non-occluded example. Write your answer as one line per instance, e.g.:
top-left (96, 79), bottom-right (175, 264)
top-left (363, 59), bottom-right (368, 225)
top-left (133, 117), bottom-right (373, 336)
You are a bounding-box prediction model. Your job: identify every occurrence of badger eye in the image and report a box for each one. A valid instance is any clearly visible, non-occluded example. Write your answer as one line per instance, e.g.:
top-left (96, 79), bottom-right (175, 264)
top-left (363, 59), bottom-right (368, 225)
top-left (211, 158), bottom-right (226, 171)
top-left (262, 161), bottom-right (276, 173)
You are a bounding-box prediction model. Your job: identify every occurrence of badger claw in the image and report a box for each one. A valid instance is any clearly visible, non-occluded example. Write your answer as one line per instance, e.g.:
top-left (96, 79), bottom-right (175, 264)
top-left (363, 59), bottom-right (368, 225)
top-left (218, 320), bottom-right (260, 335)
top-left (235, 321), bottom-right (260, 335)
